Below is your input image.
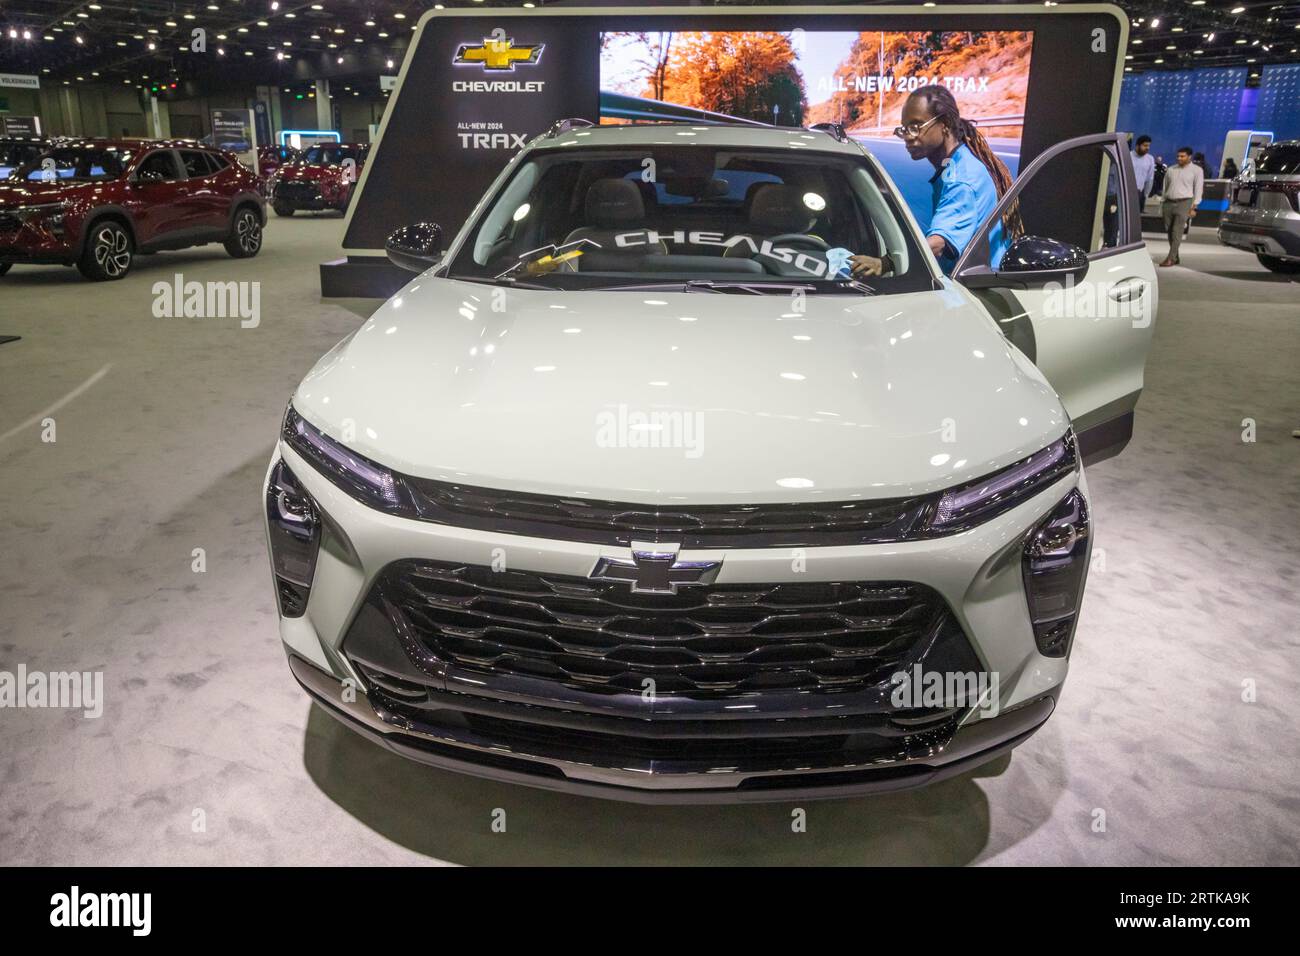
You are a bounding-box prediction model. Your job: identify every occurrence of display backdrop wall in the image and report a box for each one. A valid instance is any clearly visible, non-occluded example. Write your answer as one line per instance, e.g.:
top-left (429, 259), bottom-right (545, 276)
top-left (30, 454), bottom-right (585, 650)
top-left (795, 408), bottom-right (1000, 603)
top-left (340, 3), bottom-right (1129, 263)
top-left (1255, 63), bottom-right (1300, 143)
top-left (1118, 67), bottom-right (1247, 175)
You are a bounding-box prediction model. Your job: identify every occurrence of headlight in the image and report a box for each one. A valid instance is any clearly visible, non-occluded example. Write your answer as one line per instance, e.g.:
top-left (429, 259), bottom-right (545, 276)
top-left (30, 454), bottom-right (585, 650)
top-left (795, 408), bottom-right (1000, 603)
top-left (926, 432), bottom-right (1078, 534)
top-left (282, 405), bottom-right (416, 516)
top-left (265, 460), bottom-right (321, 617)
top-left (1022, 489), bottom-right (1091, 657)
top-left (17, 202), bottom-right (67, 233)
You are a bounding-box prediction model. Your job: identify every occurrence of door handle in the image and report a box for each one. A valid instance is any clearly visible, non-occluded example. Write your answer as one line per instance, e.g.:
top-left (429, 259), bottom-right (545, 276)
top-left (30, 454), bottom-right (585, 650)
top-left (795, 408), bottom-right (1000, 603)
top-left (1107, 278), bottom-right (1147, 303)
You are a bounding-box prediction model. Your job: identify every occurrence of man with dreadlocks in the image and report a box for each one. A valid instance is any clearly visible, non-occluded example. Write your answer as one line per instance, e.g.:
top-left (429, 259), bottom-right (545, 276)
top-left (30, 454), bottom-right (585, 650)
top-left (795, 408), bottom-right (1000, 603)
top-left (850, 84), bottom-right (1022, 278)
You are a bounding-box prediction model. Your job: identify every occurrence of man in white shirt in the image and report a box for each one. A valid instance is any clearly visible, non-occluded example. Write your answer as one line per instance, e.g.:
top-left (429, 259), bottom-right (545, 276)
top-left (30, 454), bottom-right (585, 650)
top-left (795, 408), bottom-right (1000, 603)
top-left (1160, 146), bottom-right (1203, 267)
top-left (1131, 135), bottom-right (1156, 201)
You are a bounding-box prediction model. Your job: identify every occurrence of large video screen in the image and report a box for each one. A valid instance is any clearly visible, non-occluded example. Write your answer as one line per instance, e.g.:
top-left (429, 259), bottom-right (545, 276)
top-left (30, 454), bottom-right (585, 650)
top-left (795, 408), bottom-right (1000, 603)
top-left (344, 8), bottom-right (1126, 257)
top-left (600, 30), bottom-right (1033, 234)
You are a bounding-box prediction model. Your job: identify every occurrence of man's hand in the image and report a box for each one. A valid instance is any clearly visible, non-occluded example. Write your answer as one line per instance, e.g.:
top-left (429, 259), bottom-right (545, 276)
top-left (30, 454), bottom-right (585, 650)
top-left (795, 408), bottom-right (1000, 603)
top-left (849, 254), bottom-right (885, 278)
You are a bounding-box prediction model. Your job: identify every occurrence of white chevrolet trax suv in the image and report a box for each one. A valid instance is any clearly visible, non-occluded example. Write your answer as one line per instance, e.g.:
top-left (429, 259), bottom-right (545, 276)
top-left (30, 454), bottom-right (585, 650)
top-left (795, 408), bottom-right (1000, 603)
top-left (264, 121), bottom-right (1156, 802)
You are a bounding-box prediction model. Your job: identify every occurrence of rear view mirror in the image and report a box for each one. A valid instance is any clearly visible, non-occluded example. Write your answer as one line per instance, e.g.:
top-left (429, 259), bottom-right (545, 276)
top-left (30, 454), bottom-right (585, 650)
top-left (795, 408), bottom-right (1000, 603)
top-left (956, 235), bottom-right (1089, 290)
top-left (386, 222), bottom-right (443, 272)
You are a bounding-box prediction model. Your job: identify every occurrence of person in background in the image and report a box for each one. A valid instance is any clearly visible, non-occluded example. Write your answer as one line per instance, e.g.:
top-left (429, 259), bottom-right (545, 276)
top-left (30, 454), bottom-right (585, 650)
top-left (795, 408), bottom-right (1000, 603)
top-left (1193, 151), bottom-right (1212, 181)
top-left (1160, 146), bottom-right (1203, 267)
top-left (1222, 157), bottom-right (1239, 180)
top-left (1152, 155), bottom-right (1167, 195)
top-left (849, 84), bottom-right (1021, 277)
top-left (1131, 135), bottom-right (1156, 202)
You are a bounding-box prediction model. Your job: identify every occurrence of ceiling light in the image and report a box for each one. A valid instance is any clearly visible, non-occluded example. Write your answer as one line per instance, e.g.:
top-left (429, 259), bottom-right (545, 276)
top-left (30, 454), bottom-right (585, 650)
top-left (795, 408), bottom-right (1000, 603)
top-left (75, 34), bottom-right (84, 44)
top-left (395, 12), bottom-right (406, 19)
top-left (1230, 6), bottom-right (1244, 13)
top-left (1151, 17), bottom-right (1160, 28)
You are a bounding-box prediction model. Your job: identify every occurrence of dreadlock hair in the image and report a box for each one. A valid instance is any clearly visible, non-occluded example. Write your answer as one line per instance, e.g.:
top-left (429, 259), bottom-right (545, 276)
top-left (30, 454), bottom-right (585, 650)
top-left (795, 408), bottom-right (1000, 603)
top-left (911, 84), bottom-right (1025, 239)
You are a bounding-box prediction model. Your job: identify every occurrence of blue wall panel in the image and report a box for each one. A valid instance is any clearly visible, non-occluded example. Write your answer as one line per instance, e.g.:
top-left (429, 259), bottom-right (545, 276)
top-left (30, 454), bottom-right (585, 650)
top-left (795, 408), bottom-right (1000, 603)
top-left (1255, 64), bottom-right (1300, 142)
top-left (1117, 67), bottom-right (1247, 174)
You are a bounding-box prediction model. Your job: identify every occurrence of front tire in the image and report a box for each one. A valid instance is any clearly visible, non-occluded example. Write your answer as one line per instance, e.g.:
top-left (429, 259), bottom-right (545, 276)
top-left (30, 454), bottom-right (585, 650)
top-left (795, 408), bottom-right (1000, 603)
top-left (225, 207), bottom-right (263, 258)
top-left (273, 201), bottom-right (295, 217)
top-left (1257, 253), bottom-right (1300, 275)
top-left (77, 220), bottom-right (133, 281)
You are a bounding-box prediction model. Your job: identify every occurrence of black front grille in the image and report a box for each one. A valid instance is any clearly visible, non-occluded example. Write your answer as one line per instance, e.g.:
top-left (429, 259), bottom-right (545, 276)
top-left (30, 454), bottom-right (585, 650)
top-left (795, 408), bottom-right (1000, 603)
top-left (403, 476), bottom-right (934, 548)
top-left (0, 213), bottom-right (21, 233)
top-left (367, 559), bottom-right (959, 699)
top-left (275, 181), bottom-right (320, 201)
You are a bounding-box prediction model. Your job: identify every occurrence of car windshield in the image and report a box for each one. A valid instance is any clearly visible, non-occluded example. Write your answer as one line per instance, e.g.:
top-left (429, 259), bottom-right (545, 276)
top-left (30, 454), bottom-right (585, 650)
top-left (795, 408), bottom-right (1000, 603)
top-left (1, 142), bottom-right (45, 177)
top-left (17, 146), bottom-right (133, 182)
top-left (446, 142), bottom-right (931, 294)
top-left (302, 145), bottom-right (365, 165)
top-left (1253, 144), bottom-right (1300, 176)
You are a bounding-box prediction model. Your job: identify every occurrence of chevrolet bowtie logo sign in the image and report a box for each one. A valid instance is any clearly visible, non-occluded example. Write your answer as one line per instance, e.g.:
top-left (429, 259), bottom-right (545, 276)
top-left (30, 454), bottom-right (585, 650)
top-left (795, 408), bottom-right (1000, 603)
top-left (590, 547), bottom-right (721, 594)
top-left (453, 35), bottom-right (544, 71)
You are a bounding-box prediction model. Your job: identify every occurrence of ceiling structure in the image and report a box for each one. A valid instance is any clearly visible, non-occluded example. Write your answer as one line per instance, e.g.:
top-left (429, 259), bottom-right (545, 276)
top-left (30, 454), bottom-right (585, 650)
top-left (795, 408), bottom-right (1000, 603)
top-left (0, 0), bottom-right (1297, 95)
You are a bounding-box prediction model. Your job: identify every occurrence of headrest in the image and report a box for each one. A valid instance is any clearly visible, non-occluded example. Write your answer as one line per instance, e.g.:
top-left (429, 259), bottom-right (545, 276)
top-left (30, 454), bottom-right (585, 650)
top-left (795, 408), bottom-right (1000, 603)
top-left (748, 184), bottom-right (816, 234)
top-left (585, 178), bottom-right (646, 228)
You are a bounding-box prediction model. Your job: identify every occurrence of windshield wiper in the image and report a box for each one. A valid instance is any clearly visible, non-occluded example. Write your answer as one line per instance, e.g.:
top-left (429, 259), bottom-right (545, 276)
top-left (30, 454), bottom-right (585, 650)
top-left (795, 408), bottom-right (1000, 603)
top-left (597, 279), bottom-right (813, 295)
top-left (597, 278), bottom-right (876, 295)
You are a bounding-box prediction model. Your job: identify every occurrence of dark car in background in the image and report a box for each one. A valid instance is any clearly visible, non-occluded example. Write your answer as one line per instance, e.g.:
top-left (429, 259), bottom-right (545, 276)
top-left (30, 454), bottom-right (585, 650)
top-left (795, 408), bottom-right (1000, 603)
top-left (1218, 140), bottom-right (1300, 275)
top-left (269, 142), bottom-right (368, 217)
top-left (0, 139), bottom-right (265, 281)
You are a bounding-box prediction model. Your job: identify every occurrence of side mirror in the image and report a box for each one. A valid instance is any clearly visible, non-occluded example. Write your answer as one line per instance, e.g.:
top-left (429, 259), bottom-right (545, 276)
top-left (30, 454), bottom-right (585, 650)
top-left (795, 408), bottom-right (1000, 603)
top-left (956, 235), bottom-right (1089, 290)
top-left (386, 222), bottom-right (443, 273)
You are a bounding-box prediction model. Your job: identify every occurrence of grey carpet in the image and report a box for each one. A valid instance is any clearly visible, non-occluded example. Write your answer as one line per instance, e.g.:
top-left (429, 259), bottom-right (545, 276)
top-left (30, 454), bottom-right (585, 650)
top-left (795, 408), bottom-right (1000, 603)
top-left (0, 221), bottom-right (1296, 865)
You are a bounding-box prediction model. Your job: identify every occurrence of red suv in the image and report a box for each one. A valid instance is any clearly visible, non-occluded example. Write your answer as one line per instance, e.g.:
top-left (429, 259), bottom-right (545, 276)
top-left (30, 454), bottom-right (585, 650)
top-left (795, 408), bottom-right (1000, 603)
top-left (0, 139), bottom-right (265, 281)
top-left (269, 142), bottom-right (368, 217)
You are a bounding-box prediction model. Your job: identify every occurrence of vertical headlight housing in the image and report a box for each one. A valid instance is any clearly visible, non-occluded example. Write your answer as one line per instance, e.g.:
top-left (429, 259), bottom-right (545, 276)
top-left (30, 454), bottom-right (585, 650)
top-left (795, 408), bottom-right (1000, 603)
top-left (265, 459), bottom-right (321, 617)
top-left (1022, 489), bottom-right (1091, 658)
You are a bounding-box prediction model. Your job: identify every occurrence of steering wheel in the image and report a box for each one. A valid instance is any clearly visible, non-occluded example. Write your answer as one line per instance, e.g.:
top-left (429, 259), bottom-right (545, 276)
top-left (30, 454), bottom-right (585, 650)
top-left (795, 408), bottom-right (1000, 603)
top-left (765, 233), bottom-right (831, 252)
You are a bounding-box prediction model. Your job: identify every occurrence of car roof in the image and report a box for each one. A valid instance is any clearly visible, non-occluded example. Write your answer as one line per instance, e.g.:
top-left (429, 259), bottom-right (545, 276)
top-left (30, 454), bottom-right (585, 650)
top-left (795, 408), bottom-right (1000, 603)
top-left (529, 123), bottom-right (864, 157)
top-left (35, 138), bottom-right (220, 151)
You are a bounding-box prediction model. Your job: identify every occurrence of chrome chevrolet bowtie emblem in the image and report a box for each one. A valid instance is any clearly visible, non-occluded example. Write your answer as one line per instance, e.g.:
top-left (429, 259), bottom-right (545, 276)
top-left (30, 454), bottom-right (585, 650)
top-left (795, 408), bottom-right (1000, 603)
top-left (590, 545), bottom-right (721, 594)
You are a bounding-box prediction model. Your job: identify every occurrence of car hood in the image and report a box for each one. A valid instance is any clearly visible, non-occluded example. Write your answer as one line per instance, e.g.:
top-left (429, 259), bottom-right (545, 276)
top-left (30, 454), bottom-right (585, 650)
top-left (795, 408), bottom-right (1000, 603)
top-left (0, 179), bottom-right (102, 207)
top-left (291, 278), bottom-right (1068, 504)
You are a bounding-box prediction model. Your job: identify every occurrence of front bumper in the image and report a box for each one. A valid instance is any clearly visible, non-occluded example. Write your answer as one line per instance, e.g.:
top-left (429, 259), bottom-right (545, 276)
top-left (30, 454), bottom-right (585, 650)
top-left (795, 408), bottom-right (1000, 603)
top-left (273, 181), bottom-right (344, 210)
top-left (268, 440), bottom-right (1081, 802)
top-left (292, 651), bottom-right (1056, 803)
top-left (0, 217), bottom-right (77, 265)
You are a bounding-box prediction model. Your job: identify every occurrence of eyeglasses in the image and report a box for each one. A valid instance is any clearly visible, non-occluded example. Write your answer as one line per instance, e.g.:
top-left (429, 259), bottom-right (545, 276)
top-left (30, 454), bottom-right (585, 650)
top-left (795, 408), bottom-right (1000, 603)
top-left (893, 115), bottom-right (941, 140)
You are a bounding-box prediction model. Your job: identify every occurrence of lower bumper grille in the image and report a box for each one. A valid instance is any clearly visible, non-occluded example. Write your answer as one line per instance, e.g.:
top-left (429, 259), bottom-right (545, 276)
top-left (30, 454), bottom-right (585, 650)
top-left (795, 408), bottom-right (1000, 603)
top-left (275, 182), bottom-right (321, 202)
top-left (360, 558), bottom-right (970, 700)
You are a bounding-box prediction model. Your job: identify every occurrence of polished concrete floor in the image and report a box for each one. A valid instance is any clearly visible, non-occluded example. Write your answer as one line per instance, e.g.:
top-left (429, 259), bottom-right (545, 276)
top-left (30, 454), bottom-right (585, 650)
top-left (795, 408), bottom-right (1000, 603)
top-left (1, 218), bottom-right (1297, 866)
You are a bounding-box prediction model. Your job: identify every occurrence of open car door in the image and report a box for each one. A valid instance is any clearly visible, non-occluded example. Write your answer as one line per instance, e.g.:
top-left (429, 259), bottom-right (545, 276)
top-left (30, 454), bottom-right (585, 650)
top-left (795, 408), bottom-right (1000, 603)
top-left (953, 132), bottom-right (1157, 465)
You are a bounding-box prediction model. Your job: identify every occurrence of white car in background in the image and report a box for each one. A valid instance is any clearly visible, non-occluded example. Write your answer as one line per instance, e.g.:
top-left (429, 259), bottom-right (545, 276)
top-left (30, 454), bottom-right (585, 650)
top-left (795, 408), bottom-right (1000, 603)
top-left (264, 121), bottom-right (1156, 802)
